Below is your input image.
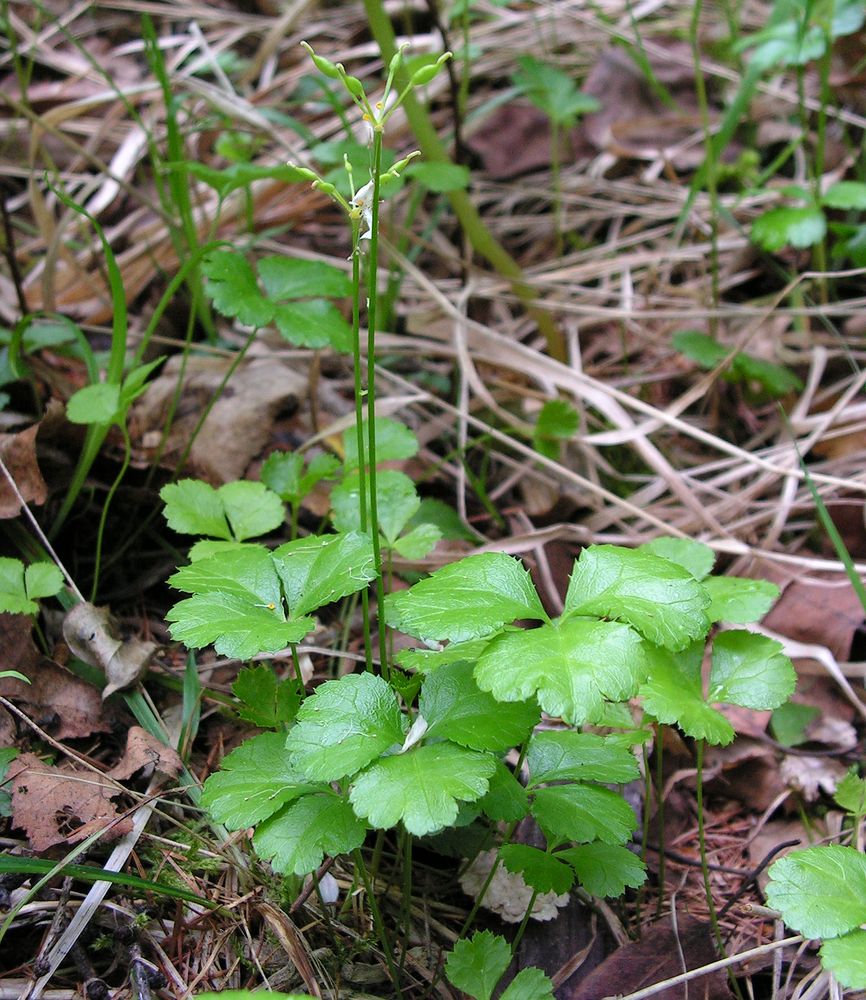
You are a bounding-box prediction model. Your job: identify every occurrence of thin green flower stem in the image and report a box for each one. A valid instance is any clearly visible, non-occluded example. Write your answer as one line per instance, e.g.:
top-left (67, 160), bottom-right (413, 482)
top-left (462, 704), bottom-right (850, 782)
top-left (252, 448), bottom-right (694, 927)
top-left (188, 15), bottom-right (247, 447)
top-left (397, 828), bottom-right (413, 976)
top-left (289, 644), bottom-right (305, 693)
top-left (637, 742), bottom-right (652, 924)
top-left (654, 726), bottom-right (666, 919)
top-left (351, 218), bottom-right (374, 675)
top-left (696, 739), bottom-right (745, 1000)
top-left (89, 423), bottom-right (132, 603)
top-left (369, 827), bottom-right (387, 881)
top-left (511, 887), bottom-right (540, 956)
top-left (352, 847), bottom-right (403, 998)
top-left (365, 128), bottom-right (390, 682)
top-left (458, 815), bottom-right (522, 940)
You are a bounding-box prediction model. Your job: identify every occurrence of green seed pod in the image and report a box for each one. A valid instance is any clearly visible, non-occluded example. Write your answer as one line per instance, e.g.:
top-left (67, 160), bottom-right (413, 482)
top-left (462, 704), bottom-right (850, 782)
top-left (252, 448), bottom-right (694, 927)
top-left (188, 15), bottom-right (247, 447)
top-left (410, 52), bottom-right (452, 88)
top-left (341, 73), bottom-right (367, 102)
top-left (313, 180), bottom-right (339, 198)
top-left (301, 41), bottom-right (341, 79)
top-left (289, 165), bottom-right (320, 183)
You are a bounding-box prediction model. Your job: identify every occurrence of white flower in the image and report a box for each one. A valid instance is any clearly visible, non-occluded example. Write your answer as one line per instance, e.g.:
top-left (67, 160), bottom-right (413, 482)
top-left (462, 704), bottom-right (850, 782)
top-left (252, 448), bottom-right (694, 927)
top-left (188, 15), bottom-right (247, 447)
top-left (351, 179), bottom-right (376, 241)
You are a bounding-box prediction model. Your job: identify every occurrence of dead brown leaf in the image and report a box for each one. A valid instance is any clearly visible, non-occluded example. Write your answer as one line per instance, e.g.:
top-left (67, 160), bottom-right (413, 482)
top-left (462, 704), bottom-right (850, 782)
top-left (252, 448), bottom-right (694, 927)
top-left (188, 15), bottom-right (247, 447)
top-left (566, 914), bottom-right (731, 1000)
top-left (0, 421), bottom-right (47, 518)
top-left (704, 739), bottom-right (787, 813)
top-left (107, 726), bottom-right (182, 781)
top-left (130, 354), bottom-right (309, 483)
top-left (62, 603), bottom-right (156, 699)
top-left (466, 102), bottom-right (560, 180)
top-left (7, 752), bottom-right (132, 851)
top-left (0, 614), bottom-right (114, 739)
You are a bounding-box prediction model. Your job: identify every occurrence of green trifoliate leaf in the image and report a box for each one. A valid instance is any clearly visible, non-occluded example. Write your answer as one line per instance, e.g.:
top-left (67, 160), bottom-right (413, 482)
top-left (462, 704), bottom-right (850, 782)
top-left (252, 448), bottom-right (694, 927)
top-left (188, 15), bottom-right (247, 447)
top-left (273, 299), bottom-right (352, 351)
top-left (391, 522), bottom-right (442, 559)
top-left (385, 552), bottom-right (547, 643)
top-left (639, 643), bottom-right (734, 745)
top-left (349, 742), bottom-right (495, 836)
top-left (526, 731), bottom-right (640, 787)
top-left (254, 793), bottom-right (365, 875)
top-left (640, 537), bottom-right (715, 580)
top-left (499, 844), bottom-right (575, 894)
top-left (532, 784), bottom-right (637, 846)
top-left (332, 470), bottom-right (420, 544)
top-left (202, 250), bottom-right (273, 327)
top-left (232, 666), bottom-right (300, 728)
top-left (409, 498), bottom-right (477, 542)
top-left (445, 930), bottom-right (511, 1000)
top-left (257, 256), bottom-right (352, 300)
top-left (161, 480), bottom-right (231, 539)
top-left (66, 383), bottom-right (122, 425)
top-left (218, 481), bottom-right (285, 541)
top-left (166, 593), bottom-right (314, 659)
top-left (342, 417), bottom-right (419, 471)
top-left (822, 181), bottom-right (866, 211)
top-left (564, 545), bottom-right (710, 650)
top-left (703, 576), bottom-right (779, 623)
top-left (478, 760), bottom-right (529, 822)
top-left (709, 630), bottom-right (795, 710)
top-left (834, 767), bottom-right (866, 816)
top-left (752, 206), bottom-right (826, 252)
top-left (272, 531), bottom-right (376, 617)
top-left (475, 618), bottom-right (647, 726)
top-left (821, 930), bottom-right (866, 989)
top-left (200, 733), bottom-right (319, 828)
top-left (499, 967), bottom-right (555, 1000)
top-left (183, 161), bottom-right (309, 197)
top-left (420, 661), bottom-right (540, 751)
top-left (23, 562), bottom-right (64, 601)
top-left (533, 398), bottom-right (579, 458)
top-left (0, 558), bottom-right (37, 614)
top-left (770, 701), bottom-right (820, 747)
top-left (285, 673), bottom-right (406, 782)
top-left (397, 633), bottom-right (504, 673)
top-left (673, 329), bottom-right (728, 368)
top-left (732, 353), bottom-right (802, 395)
top-left (559, 843), bottom-right (646, 897)
top-left (513, 55), bottom-right (600, 126)
top-left (169, 546), bottom-right (283, 607)
top-left (766, 845), bottom-right (866, 939)
top-left (261, 451), bottom-right (340, 504)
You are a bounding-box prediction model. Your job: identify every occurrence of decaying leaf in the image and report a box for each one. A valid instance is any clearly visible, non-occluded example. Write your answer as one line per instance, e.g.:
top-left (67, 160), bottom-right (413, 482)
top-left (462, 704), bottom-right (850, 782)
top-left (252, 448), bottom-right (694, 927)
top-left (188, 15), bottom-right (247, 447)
top-left (7, 752), bottom-right (132, 851)
top-left (0, 613), bottom-right (113, 739)
top-left (107, 726), bottom-right (182, 781)
top-left (0, 421), bottom-right (47, 519)
top-left (63, 603), bottom-right (157, 699)
top-left (460, 848), bottom-right (569, 923)
top-left (780, 754), bottom-right (848, 801)
top-left (130, 353), bottom-right (309, 483)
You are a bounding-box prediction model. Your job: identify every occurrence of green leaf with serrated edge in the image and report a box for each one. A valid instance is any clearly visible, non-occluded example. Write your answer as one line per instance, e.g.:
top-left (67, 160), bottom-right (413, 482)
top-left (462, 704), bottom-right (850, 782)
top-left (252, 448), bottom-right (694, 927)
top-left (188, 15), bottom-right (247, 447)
top-left (409, 498), bottom-right (476, 542)
top-left (218, 481), bottom-right (284, 541)
top-left (0, 557), bottom-right (35, 614)
top-left (564, 545), bottom-right (710, 651)
top-left (732, 353), bottom-right (802, 395)
top-left (559, 843), bottom-right (646, 897)
top-left (24, 563), bottom-right (63, 600)
top-left (332, 470), bottom-right (419, 544)
top-left (167, 594), bottom-right (313, 659)
top-left (673, 330), bottom-right (728, 368)
top-left (349, 742), bottom-right (495, 836)
top-left (475, 618), bottom-right (647, 727)
top-left (499, 966), bottom-right (555, 1000)
top-left (405, 161), bottom-right (470, 192)
top-left (200, 732), bottom-right (320, 828)
top-left (535, 398), bottom-right (579, 440)
top-left (67, 383), bottom-right (121, 424)
top-left (478, 760), bottom-right (529, 822)
top-left (821, 929), bottom-right (866, 989)
top-left (640, 538), bottom-right (715, 580)
top-left (526, 731), bottom-right (640, 787)
top-left (384, 552), bottom-right (547, 643)
top-left (822, 181), bottom-right (866, 210)
top-left (514, 56), bottom-right (599, 125)
top-left (260, 451), bottom-right (304, 500)
top-left (752, 206), bottom-right (826, 252)
top-left (232, 666), bottom-right (300, 728)
top-left (273, 299), bottom-right (352, 351)
top-left (254, 793), bottom-right (365, 876)
top-left (709, 630), bottom-right (795, 710)
top-left (286, 673), bottom-right (406, 782)
top-left (531, 784), bottom-right (637, 847)
top-left (272, 531), bottom-right (376, 618)
top-left (161, 480), bottom-right (231, 539)
top-left (257, 256), bottom-right (352, 300)
top-left (499, 844), bottom-right (575, 894)
top-left (835, 768), bottom-right (866, 816)
top-left (445, 930), bottom-right (511, 1000)
top-left (392, 522), bottom-right (442, 559)
top-left (397, 633), bottom-right (505, 673)
top-left (202, 250), bottom-right (273, 327)
top-left (770, 701), bottom-right (820, 747)
top-left (766, 845), bottom-right (866, 939)
top-left (420, 661), bottom-right (540, 751)
top-left (703, 576), bottom-right (779, 623)
top-left (187, 539), bottom-right (251, 562)
top-left (639, 643), bottom-right (734, 745)
top-left (169, 546), bottom-right (282, 606)
top-left (342, 417), bottom-right (419, 471)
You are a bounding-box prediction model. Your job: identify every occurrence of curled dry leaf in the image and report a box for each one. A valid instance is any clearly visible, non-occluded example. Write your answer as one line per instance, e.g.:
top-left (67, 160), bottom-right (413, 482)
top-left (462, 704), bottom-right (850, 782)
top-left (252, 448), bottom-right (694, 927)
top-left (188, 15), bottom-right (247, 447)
top-left (0, 422), bottom-right (47, 519)
top-left (107, 726), bottom-right (182, 781)
top-left (460, 848), bottom-right (569, 923)
top-left (0, 613), bottom-right (113, 739)
top-left (780, 755), bottom-right (848, 802)
top-left (63, 603), bottom-right (157, 700)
